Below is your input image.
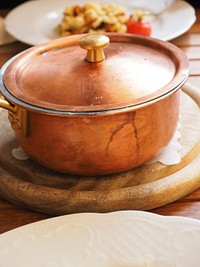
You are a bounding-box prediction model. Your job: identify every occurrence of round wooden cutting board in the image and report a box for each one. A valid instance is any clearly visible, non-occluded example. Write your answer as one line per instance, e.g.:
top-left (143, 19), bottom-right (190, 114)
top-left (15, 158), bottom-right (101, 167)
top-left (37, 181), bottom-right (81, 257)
top-left (0, 82), bottom-right (200, 215)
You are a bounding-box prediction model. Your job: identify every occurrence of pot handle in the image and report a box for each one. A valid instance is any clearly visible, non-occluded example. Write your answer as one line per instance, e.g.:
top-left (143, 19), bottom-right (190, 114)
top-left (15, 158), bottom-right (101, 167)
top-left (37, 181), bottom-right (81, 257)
top-left (0, 95), bottom-right (16, 112)
top-left (79, 34), bottom-right (110, 63)
top-left (0, 96), bottom-right (28, 137)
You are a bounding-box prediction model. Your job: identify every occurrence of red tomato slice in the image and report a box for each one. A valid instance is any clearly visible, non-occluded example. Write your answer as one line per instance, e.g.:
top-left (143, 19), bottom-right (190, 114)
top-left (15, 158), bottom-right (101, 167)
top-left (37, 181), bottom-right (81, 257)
top-left (126, 18), bottom-right (151, 36)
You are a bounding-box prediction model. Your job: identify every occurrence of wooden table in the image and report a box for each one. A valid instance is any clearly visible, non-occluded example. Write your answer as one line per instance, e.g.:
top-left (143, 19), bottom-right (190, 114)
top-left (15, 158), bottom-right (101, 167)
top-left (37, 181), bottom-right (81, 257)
top-left (0, 7), bottom-right (200, 234)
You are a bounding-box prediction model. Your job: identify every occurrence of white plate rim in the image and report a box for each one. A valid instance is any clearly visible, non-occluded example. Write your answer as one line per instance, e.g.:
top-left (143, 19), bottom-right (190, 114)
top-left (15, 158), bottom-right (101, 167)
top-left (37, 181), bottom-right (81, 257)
top-left (4, 0), bottom-right (196, 46)
top-left (1, 210), bottom-right (200, 267)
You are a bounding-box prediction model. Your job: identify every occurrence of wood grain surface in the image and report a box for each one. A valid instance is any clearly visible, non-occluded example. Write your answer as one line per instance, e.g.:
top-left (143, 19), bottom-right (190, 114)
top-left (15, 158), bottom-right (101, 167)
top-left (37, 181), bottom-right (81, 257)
top-left (0, 7), bottom-right (200, 234)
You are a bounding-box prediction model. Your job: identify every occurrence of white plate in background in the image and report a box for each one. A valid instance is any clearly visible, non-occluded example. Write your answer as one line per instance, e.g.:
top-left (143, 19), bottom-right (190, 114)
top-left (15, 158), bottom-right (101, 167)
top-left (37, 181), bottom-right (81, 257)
top-left (4, 0), bottom-right (196, 45)
top-left (1, 210), bottom-right (200, 267)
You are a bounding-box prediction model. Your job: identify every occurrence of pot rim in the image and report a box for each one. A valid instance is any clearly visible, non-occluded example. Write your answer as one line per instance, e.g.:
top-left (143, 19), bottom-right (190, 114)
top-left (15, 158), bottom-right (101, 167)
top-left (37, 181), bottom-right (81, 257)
top-left (0, 72), bottom-right (187, 116)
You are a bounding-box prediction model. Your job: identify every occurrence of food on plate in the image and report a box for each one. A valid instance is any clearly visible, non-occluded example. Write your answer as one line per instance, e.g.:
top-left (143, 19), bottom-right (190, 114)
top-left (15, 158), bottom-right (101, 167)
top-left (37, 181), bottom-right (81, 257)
top-left (126, 9), bottom-right (151, 36)
top-left (55, 2), bottom-right (151, 36)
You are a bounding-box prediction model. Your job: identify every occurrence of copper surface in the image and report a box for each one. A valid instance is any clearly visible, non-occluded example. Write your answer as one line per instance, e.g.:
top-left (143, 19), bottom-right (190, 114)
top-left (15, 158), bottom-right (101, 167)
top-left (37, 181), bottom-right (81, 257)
top-left (0, 33), bottom-right (189, 175)
top-left (2, 33), bottom-right (189, 113)
top-left (13, 91), bottom-right (180, 175)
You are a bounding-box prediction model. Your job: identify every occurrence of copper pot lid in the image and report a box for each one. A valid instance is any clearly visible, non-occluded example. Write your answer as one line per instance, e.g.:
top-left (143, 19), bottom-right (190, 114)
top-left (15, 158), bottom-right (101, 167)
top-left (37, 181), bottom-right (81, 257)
top-left (1, 33), bottom-right (189, 114)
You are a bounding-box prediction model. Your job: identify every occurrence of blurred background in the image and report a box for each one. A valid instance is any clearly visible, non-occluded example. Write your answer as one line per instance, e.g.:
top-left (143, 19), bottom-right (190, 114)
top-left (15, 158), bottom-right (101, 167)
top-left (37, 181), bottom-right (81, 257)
top-left (0, 0), bottom-right (199, 9)
top-left (0, 0), bottom-right (27, 8)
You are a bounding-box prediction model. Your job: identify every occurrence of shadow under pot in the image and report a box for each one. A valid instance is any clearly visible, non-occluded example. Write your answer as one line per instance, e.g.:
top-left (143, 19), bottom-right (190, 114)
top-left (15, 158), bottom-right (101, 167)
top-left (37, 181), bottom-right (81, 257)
top-left (0, 33), bottom-right (189, 176)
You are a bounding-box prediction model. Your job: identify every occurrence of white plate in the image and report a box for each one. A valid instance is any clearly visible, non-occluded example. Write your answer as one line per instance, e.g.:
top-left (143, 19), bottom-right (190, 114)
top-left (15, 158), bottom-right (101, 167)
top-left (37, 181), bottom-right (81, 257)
top-left (1, 211), bottom-right (200, 267)
top-left (4, 0), bottom-right (196, 46)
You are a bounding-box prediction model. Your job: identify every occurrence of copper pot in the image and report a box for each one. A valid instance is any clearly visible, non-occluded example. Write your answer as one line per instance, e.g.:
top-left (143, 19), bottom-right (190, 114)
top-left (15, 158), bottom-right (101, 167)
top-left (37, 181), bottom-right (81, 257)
top-left (0, 33), bottom-right (189, 176)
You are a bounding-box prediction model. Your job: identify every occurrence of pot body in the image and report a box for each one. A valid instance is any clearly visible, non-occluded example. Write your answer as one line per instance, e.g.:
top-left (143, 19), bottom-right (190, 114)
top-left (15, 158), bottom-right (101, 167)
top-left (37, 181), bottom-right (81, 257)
top-left (0, 33), bottom-right (188, 176)
top-left (10, 90), bottom-right (180, 176)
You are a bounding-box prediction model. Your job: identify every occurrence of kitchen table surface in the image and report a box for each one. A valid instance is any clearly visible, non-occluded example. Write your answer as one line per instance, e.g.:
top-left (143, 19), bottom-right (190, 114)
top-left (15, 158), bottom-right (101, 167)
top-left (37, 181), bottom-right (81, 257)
top-left (1, 6), bottom-right (200, 234)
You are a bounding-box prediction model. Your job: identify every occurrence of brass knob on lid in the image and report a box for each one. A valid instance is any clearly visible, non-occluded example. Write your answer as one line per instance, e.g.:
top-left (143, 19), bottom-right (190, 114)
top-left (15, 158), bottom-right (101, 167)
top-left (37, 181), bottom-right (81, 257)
top-left (79, 34), bottom-right (110, 63)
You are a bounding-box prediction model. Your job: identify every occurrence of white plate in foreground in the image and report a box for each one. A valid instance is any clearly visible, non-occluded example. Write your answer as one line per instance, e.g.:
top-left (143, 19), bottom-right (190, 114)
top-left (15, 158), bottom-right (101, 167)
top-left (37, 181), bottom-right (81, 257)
top-left (1, 210), bottom-right (200, 267)
top-left (4, 0), bottom-right (196, 46)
